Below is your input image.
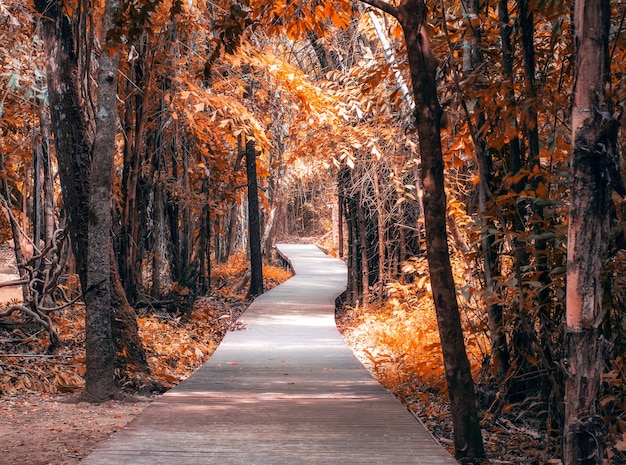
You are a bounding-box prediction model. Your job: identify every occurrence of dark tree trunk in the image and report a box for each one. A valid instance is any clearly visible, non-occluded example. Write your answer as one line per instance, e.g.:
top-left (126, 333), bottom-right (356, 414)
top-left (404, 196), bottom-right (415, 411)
top-left (337, 194), bottom-right (344, 258)
top-left (356, 200), bottom-right (370, 308)
top-left (119, 43), bottom-right (148, 305)
top-left (150, 179), bottom-right (165, 299)
top-left (198, 177), bottom-right (211, 293)
top-left (36, 1), bottom-right (91, 289)
top-left (246, 137), bottom-right (264, 298)
top-left (362, 0), bottom-right (485, 459)
top-left (35, 0), bottom-right (116, 400)
top-left (465, 0), bottom-right (510, 382)
top-left (33, 140), bottom-right (42, 250)
top-left (110, 246), bottom-right (150, 380)
top-left (519, 0), bottom-right (552, 340)
top-left (166, 144), bottom-right (183, 282)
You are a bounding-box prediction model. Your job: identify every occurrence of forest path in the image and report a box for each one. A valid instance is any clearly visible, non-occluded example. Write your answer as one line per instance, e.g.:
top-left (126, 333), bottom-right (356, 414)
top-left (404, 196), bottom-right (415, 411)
top-left (81, 244), bottom-right (457, 465)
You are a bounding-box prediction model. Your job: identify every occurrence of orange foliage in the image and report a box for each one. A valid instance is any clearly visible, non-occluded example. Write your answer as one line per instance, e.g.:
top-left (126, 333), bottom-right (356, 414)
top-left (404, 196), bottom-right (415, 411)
top-left (339, 249), bottom-right (490, 399)
top-left (340, 299), bottom-right (447, 395)
top-left (137, 302), bottom-right (224, 386)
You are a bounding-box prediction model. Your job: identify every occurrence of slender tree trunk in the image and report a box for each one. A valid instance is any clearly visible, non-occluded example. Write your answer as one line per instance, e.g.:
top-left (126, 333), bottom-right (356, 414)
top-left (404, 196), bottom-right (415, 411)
top-left (39, 100), bottom-right (56, 247)
top-left (477, 147), bottom-right (509, 382)
top-left (246, 137), bottom-right (263, 298)
top-left (151, 179), bottom-right (165, 299)
top-left (337, 194), bottom-right (344, 258)
top-left (33, 142), bottom-right (42, 250)
top-left (347, 197), bottom-right (360, 304)
top-left (119, 37), bottom-right (149, 304)
top-left (198, 176), bottom-right (211, 293)
top-left (166, 143), bottom-right (182, 282)
top-left (564, 0), bottom-right (617, 462)
top-left (520, 0), bottom-right (552, 339)
top-left (373, 168), bottom-right (386, 297)
top-left (356, 199), bottom-right (370, 308)
top-left (465, 0), bottom-right (510, 382)
top-left (362, 0), bottom-right (485, 459)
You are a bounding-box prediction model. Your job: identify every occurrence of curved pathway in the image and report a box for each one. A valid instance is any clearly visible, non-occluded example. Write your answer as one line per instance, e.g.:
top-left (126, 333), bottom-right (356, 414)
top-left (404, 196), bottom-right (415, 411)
top-left (82, 244), bottom-right (457, 464)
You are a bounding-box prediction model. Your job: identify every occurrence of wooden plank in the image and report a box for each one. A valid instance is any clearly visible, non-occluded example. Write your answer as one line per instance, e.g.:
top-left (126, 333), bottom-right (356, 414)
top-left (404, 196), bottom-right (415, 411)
top-left (81, 244), bottom-right (458, 465)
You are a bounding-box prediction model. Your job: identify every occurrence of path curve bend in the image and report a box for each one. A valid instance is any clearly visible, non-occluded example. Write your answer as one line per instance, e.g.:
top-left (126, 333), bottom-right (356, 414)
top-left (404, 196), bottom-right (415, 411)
top-left (81, 244), bottom-right (457, 465)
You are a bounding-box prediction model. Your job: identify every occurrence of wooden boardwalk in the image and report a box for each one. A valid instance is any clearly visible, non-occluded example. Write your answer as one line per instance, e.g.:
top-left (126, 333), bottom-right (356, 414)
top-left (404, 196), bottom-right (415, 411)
top-left (81, 244), bottom-right (457, 465)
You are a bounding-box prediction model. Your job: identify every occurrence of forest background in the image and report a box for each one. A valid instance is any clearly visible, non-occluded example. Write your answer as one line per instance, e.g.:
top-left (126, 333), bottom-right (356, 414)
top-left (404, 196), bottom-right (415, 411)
top-left (0, 0), bottom-right (625, 464)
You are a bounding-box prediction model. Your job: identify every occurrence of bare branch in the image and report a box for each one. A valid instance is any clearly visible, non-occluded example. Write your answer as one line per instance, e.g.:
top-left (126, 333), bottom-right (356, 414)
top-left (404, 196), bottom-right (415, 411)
top-left (0, 303), bottom-right (60, 350)
top-left (0, 279), bottom-right (29, 288)
top-left (360, 0), bottom-right (399, 18)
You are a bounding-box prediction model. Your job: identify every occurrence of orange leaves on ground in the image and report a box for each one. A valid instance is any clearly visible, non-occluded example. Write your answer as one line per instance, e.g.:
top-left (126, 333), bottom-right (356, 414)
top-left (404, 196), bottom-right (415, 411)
top-left (339, 292), bottom-right (447, 397)
top-left (211, 252), bottom-right (292, 300)
top-left (263, 263), bottom-right (293, 288)
top-left (137, 304), bottom-right (221, 386)
top-left (0, 357), bottom-right (85, 396)
top-left (339, 247), bottom-right (489, 400)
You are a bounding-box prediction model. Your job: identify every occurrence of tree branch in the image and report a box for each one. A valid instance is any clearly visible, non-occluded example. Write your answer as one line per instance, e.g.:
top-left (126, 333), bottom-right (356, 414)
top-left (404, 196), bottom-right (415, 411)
top-left (360, 0), bottom-right (399, 18)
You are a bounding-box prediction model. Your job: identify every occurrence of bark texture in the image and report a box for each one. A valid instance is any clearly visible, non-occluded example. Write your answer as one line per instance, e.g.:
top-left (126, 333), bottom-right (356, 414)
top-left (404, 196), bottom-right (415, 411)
top-left (83, 0), bottom-right (119, 400)
top-left (35, 0), bottom-right (150, 399)
top-left (564, 0), bottom-right (617, 462)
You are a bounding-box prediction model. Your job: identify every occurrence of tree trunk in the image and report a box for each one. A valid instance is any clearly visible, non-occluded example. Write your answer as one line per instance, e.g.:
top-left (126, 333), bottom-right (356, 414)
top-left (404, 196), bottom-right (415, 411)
top-left (110, 246), bottom-right (151, 383)
top-left (83, 0), bottom-right (119, 399)
top-left (373, 168), bottom-right (386, 297)
top-left (520, 0), bottom-right (552, 361)
top-left (362, 0), bottom-right (485, 459)
top-left (33, 140), bottom-right (42, 251)
top-left (35, 0), bottom-right (92, 289)
top-left (39, 100), bottom-right (56, 248)
top-left (246, 137), bottom-right (264, 298)
top-left (198, 176), bottom-right (211, 293)
top-left (564, 0), bottom-right (617, 462)
top-left (35, 0), bottom-right (150, 398)
top-left (465, 0), bottom-right (510, 382)
top-left (356, 199), bottom-right (370, 308)
top-left (0, 150), bottom-right (29, 301)
top-left (119, 47), bottom-right (147, 305)
top-left (337, 194), bottom-right (344, 258)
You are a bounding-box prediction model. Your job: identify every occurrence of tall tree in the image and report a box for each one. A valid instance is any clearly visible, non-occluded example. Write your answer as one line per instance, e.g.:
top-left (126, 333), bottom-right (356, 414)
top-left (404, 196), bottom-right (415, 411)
top-left (564, 0), bottom-right (621, 461)
top-left (360, 0), bottom-right (485, 459)
top-left (35, 0), bottom-right (150, 400)
top-left (82, 0), bottom-right (120, 400)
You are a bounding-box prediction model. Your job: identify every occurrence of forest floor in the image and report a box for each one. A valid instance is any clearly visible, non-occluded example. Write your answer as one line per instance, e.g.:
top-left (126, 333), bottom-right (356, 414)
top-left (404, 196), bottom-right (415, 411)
top-left (1, 244), bottom-right (624, 465)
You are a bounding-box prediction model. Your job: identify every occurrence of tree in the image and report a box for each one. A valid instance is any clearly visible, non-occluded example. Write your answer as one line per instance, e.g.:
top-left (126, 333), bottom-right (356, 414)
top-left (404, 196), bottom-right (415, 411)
top-left (34, 0), bottom-right (150, 400)
top-left (246, 130), bottom-right (264, 298)
top-left (360, 0), bottom-right (485, 459)
top-left (564, 0), bottom-right (622, 461)
top-left (82, 0), bottom-right (120, 400)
